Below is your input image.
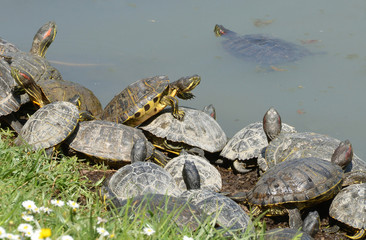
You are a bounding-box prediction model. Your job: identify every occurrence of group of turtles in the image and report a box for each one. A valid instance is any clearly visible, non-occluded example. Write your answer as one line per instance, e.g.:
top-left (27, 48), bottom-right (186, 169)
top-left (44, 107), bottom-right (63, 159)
top-left (1, 21), bottom-right (365, 239)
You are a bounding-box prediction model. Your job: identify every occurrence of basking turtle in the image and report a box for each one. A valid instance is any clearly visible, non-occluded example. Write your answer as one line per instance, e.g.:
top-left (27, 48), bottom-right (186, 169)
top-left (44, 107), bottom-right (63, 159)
top-left (259, 108), bottom-right (366, 173)
top-left (264, 211), bottom-right (320, 240)
top-left (140, 107), bottom-right (227, 154)
top-left (214, 24), bottom-right (313, 67)
top-left (15, 97), bottom-right (81, 155)
top-left (11, 67), bottom-right (103, 117)
top-left (220, 107), bottom-right (296, 173)
top-left (65, 120), bottom-right (156, 168)
top-left (164, 152), bottom-right (222, 192)
top-left (329, 183), bottom-right (366, 239)
top-left (180, 160), bottom-right (253, 234)
top-left (102, 161), bottom-right (182, 201)
top-left (231, 140), bottom-right (353, 229)
top-left (101, 75), bottom-right (201, 127)
top-left (0, 37), bottom-right (20, 55)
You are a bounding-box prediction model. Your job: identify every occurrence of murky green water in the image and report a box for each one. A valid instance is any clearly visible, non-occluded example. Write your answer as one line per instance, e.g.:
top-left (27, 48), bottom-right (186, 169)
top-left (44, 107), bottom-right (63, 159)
top-left (1, 0), bottom-right (366, 159)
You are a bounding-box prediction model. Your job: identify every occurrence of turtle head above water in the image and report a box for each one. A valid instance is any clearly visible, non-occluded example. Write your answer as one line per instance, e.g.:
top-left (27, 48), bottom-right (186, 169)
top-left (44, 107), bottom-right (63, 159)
top-left (263, 107), bottom-right (282, 143)
top-left (214, 24), bottom-right (236, 38)
top-left (30, 21), bottom-right (57, 58)
top-left (331, 139), bottom-right (353, 168)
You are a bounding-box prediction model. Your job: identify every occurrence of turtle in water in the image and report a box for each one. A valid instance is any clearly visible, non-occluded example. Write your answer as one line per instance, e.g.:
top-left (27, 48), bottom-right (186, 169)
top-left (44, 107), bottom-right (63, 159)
top-left (329, 183), bottom-right (366, 239)
top-left (101, 75), bottom-right (201, 127)
top-left (231, 140), bottom-right (354, 229)
top-left (214, 24), bottom-right (314, 68)
top-left (220, 107), bottom-right (296, 173)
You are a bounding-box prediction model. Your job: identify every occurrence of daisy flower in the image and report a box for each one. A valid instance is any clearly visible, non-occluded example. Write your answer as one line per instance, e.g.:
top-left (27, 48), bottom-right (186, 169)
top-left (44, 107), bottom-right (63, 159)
top-left (17, 223), bottom-right (33, 233)
top-left (59, 235), bottom-right (73, 240)
top-left (97, 217), bottom-right (107, 225)
top-left (183, 236), bottom-right (194, 240)
top-left (22, 214), bottom-right (34, 222)
top-left (51, 199), bottom-right (64, 207)
top-left (22, 200), bottom-right (37, 212)
top-left (39, 206), bottom-right (53, 214)
top-left (66, 200), bottom-right (79, 211)
top-left (5, 233), bottom-right (20, 240)
top-left (143, 226), bottom-right (155, 236)
top-left (96, 227), bottom-right (109, 237)
top-left (0, 226), bottom-right (6, 238)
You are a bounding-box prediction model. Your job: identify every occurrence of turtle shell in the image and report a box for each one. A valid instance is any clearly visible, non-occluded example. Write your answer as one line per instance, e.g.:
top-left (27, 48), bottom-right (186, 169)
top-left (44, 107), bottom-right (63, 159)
top-left (0, 59), bottom-right (21, 116)
top-left (65, 120), bottom-right (154, 167)
top-left (101, 75), bottom-right (170, 124)
top-left (180, 189), bottom-right (253, 232)
top-left (164, 153), bottom-right (222, 192)
top-left (264, 228), bottom-right (313, 240)
top-left (140, 107), bottom-right (227, 153)
top-left (248, 157), bottom-right (343, 212)
top-left (220, 122), bottom-right (296, 161)
top-left (264, 132), bottom-right (366, 172)
top-left (37, 78), bottom-right (103, 117)
top-left (0, 37), bottom-right (20, 55)
top-left (102, 161), bottom-right (182, 201)
top-left (15, 101), bottom-right (79, 150)
top-left (329, 183), bottom-right (366, 235)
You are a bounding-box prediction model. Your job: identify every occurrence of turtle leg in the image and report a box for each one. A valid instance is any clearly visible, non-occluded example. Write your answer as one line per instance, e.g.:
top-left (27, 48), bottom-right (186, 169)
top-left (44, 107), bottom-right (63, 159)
top-left (346, 229), bottom-right (366, 240)
top-left (288, 208), bottom-right (302, 230)
top-left (151, 149), bottom-right (169, 166)
top-left (232, 160), bottom-right (253, 174)
top-left (2, 113), bottom-right (23, 134)
top-left (302, 211), bottom-right (320, 237)
top-left (160, 95), bottom-right (184, 120)
top-left (130, 139), bottom-right (147, 163)
top-left (176, 91), bottom-right (195, 100)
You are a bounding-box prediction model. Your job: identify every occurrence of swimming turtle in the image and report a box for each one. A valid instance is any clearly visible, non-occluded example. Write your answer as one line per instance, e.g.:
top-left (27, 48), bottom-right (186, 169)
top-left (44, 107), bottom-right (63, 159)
top-left (1, 21), bottom-right (63, 87)
top-left (329, 183), bottom-right (366, 239)
top-left (179, 160), bottom-right (253, 234)
top-left (214, 24), bottom-right (313, 67)
top-left (102, 161), bottom-right (182, 202)
top-left (101, 75), bottom-right (201, 127)
top-left (258, 107), bottom-right (366, 173)
top-left (231, 140), bottom-right (353, 229)
top-left (14, 97), bottom-right (81, 155)
top-left (139, 107), bottom-right (227, 154)
top-left (220, 107), bottom-right (296, 173)
top-left (264, 211), bottom-right (320, 240)
top-left (65, 120), bottom-right (157, 168)
top-left (164, 152), bottom-right (222, 192)
top-left (11, 67), bottom-right (103, 117)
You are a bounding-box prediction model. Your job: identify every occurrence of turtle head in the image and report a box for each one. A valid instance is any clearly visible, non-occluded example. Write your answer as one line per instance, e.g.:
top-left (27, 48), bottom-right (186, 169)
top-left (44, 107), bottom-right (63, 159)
top-left (263, 107), bottom-right (282, 143)
top-left (30, 21), bottom-right (57, 58)
top-left (11, 67), bottom-right (50, 107)
top-left (331, 139), bottom-right (353, 169)
top-left (174, 75), bottom-right (201, 100)
top-left (214, 24), bottom-right (236, 38)
top-left (182, 160), bottom-right (201, 190)
top-left (202, 104), bottom-right (216, 119)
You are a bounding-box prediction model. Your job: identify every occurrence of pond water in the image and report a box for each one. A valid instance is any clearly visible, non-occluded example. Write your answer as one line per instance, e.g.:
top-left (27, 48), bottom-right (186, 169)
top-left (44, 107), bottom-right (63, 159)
top-left (1, 0), bottom-right (366, 159)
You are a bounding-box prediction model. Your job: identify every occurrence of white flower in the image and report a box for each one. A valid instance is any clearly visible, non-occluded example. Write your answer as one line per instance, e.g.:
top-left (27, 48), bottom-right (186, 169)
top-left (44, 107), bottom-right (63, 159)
top-left (0, 226), bottom-right (6, 238)
top-left (96, 227), bottom-right (109, 237)
top-left (21, 214), bottom-right (34, 222)
top-left (31, 229), bottom-right (51, 240)
top-left (143, 226), bottom-right (155, 236)
top-left (51, 199), bottom-right (65, 207)
top-left (5, 233), bottom-right (20, 240)
top-left (40, 206), bottom-right (53, 214)
top-left (59, 235), bottom-right (73, 240)
top-left (97, 217), bottom-right (107, 225)
top-left (22, 200), bottom-right (37, 212)
top-left (67, 200), bottom-right (79, 210)
top-left (183, 236), bottom-right (194, 240)
top-left (17, 223), bottom-right (33, 233)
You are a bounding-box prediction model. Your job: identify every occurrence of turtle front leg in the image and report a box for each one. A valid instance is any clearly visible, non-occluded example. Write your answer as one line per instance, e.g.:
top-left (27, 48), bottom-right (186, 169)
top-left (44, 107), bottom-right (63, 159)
top-left (288, 208), bottom-right (302, 230)
top-left (160, 95), bottom-right (185, 120)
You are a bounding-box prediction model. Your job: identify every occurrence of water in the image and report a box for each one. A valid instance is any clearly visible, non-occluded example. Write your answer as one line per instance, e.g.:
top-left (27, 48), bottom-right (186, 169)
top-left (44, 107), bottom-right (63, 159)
top-left (1, 0), bottom-right (366, 159)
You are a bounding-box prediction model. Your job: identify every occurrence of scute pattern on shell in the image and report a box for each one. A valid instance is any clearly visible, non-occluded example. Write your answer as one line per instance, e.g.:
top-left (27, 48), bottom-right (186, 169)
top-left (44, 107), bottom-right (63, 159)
top-left (265, 132), bottom-right (366, 172)
top-left (0, 37), bottom-right (20, 55)
top-left (164, 154), bottom-right (222, 192)
top-left (264, 228), bottom-right (313, 240)
top-left (16, 101), bottom-right (79, 150)
top-left (248, 158), bottom-right (343, 206)
top-left (101, 76), bottom-right (169, 123)
top-left (180, 189), bottom-right (252, 231)
top-left (140, 107), bottom-right (227, 153)
top-left (220, 122), bottom-right (296, 161)
top-left (329, 183), bottom-right (366, 231)
top-left (105, 162), bottom-right (182, 201)
top-left (66, 120), bottom-right (154, 165)
top-left (0, 59), bottom-right (21, 116)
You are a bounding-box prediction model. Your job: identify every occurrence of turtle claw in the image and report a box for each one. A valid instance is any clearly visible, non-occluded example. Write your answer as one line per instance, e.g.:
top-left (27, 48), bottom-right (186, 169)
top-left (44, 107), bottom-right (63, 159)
top-left (173, 110), bottom-right (185, 121)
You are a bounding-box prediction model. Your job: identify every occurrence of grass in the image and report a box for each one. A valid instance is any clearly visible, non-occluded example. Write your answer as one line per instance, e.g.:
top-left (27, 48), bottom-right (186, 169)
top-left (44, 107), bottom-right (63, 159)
top-left (0, 128), bottom-right (275, 240)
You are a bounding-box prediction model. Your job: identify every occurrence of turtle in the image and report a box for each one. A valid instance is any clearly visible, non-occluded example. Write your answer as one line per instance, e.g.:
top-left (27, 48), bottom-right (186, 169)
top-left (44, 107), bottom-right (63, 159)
top-left (139, 107), bottom-right (227, 154)
top-left (180, 160), bottom-right (253, 235)
top-left (214, 24), bottom-right (314, 67)
top-left (202, 104), bottom-right (216, 119)
top-left (102, 161), bottom-right (182, 202)
top-left (11, 67), bottom-right (103, 117)
top-left (1, 21), bottom-right (63, 88)
top-left (329, 183), bottom-right (366, 239)
top-left (259, 107), bottom-right (366, 173)
top-left (231, 139), bottom-right (354, 229)
top-left (101, 75), bottom-right (201, 127)
top-left (164, 152), bottom-right (222, 192)
top-left (0, 37), bottom-right (20, 55)
top-left (65, 120), bottom-right (157, 168)
top-left (220, 107), bottom-right (296, 173)
top-left (14, 97), bottom-right (81, 155)
top-left (263, 211), bottom-right (320, 240)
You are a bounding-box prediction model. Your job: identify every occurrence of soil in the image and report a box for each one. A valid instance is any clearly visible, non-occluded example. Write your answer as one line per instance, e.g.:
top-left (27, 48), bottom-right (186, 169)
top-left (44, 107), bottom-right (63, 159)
top-left (81, 159), bottom-right (350, 240)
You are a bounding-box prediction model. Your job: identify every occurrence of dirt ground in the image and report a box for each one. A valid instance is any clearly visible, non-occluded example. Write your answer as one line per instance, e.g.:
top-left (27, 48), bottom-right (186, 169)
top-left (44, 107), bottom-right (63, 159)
top-left (82, 160), bottom-right (350, 240)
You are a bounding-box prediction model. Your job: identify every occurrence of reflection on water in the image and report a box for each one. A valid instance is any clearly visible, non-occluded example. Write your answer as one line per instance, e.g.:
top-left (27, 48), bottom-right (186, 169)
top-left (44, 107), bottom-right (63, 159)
top-left (0, 0), bottom-right (365, 159)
